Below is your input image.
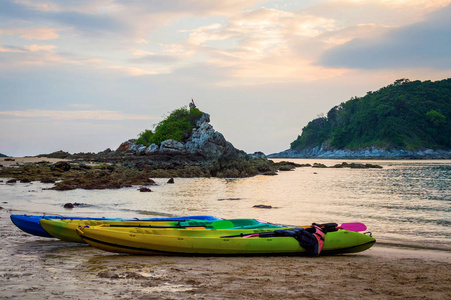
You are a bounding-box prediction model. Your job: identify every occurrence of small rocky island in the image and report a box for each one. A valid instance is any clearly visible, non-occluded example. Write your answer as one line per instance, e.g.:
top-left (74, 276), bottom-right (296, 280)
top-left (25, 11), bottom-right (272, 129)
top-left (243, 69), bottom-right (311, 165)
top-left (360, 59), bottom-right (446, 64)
top-left (65, 103), bottom-right (290, 178)
top-left (0, 103), bottom-right (298, 190)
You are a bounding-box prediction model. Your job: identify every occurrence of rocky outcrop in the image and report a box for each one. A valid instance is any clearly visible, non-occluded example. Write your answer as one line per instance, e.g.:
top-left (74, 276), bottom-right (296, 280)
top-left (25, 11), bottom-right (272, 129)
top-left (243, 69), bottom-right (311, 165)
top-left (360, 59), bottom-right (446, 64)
top-left (92, 111), bottom-right (280, 178)
top-left (114, 113), bottom-right (238, 160)
top-left (21, 107), bottom-right (300, 185)
top-left (269, 146), bottom-right (451, 159)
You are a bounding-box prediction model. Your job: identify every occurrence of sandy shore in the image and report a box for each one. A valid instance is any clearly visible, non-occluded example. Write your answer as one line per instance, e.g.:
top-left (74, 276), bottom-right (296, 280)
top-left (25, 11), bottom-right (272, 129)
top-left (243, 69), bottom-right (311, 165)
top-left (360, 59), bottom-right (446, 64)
top-left (0, 157), bottom-right (67, 167)
top-left (0, 210), bottom-right (450, 299)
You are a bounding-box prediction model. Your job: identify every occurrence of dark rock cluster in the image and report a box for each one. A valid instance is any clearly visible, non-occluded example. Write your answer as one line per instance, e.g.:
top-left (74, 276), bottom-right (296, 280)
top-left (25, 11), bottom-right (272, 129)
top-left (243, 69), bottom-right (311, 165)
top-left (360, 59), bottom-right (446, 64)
top-left (0, 161), bottom-right (157, 191)
top-left (311, 162), bottom-right (382, 168)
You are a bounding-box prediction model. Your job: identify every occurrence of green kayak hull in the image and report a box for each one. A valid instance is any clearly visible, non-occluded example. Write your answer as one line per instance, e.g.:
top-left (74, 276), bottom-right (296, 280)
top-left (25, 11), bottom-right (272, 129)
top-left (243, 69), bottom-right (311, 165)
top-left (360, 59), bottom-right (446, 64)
top-left (40, 218), bottom-right (284, 243)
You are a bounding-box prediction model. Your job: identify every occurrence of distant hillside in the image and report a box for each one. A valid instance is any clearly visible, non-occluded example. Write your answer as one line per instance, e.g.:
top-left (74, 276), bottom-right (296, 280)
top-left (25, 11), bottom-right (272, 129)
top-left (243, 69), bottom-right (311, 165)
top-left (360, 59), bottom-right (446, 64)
top-left (0, 153), bottom-right (8, 157)
top-left (273, 79), bottom-right (451, 158)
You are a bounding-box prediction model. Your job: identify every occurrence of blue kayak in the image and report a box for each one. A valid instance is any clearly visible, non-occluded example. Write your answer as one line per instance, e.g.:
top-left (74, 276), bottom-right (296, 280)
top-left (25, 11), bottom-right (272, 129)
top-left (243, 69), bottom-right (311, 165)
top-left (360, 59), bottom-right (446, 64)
top-left (10, 214), bottom-right (220, 238)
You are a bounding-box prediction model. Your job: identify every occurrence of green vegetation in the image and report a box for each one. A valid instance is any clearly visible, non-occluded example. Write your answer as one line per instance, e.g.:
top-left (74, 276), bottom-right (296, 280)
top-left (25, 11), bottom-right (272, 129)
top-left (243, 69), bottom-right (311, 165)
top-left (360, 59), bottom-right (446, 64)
top-left (291, 78), bottom-right (451, 151)
top-left (426, 110), bottom-right (446, 127)
top-left (136, 106), bottom-right (204, 146)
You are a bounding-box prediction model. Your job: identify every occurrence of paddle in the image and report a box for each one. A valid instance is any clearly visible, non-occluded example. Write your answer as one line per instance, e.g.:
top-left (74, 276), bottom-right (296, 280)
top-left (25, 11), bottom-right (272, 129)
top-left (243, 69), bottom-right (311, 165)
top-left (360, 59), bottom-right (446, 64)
top-left (337, 222), bottom-right (367, 232)
top-left (220, 222), bottom-right (367, 238)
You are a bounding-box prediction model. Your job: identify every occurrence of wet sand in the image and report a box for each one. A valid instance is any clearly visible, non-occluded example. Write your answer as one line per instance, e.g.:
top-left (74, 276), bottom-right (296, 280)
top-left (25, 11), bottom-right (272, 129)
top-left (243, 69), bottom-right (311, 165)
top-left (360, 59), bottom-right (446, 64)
top-left (1, 210), bottom-right (450, 299)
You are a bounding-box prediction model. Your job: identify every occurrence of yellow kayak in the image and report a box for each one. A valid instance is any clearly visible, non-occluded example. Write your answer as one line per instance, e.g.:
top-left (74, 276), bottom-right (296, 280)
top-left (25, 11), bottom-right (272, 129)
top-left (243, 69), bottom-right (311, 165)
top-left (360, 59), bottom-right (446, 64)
top-left (76, 225), bottom-right (376, 256)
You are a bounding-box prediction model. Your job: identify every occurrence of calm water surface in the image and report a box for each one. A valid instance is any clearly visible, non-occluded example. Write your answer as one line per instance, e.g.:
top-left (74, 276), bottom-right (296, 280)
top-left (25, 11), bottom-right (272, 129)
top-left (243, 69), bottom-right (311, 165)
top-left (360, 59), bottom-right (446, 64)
top-left (1, 159), bottom-right (450, 250)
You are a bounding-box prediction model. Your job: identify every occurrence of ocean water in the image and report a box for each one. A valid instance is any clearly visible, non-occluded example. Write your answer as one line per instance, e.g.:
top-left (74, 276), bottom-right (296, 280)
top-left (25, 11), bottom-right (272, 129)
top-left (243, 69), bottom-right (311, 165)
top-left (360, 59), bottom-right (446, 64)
top-left (1, 159), bottom-right (450, 250)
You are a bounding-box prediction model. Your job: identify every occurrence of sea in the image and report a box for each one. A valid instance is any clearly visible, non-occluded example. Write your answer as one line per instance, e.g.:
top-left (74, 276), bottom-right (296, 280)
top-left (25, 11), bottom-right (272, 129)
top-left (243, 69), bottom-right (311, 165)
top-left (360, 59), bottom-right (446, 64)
top-left (1, 159), bottom-right (450, 251)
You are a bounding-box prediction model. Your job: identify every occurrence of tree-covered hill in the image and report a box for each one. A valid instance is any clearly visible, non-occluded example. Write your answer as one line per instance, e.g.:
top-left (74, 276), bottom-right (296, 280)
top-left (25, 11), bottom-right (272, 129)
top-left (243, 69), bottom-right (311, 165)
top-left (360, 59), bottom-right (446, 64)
top-left (290, 78), bottom-right (451, 152)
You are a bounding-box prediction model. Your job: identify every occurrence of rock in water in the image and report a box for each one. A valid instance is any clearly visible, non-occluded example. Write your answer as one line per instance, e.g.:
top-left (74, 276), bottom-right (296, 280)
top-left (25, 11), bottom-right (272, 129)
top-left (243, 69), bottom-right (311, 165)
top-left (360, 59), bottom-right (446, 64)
top-left (253, 205), bottom-right (273, 209)
top-left (63, 202), bottom-right (90, 208)
top-left (51, 161), bottom-right (71, 172)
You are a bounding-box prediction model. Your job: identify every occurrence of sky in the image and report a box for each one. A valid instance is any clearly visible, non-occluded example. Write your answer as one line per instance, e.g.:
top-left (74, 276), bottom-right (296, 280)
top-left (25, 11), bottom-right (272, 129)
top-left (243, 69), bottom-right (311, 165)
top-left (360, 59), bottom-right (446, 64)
top-left (1, 0), bottom-right (450, 157)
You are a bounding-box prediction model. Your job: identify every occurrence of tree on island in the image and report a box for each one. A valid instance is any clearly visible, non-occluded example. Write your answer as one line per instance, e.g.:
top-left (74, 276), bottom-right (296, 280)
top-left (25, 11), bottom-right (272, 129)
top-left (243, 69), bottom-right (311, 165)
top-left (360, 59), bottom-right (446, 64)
top-left (136, 104), bottom-right (203, 147)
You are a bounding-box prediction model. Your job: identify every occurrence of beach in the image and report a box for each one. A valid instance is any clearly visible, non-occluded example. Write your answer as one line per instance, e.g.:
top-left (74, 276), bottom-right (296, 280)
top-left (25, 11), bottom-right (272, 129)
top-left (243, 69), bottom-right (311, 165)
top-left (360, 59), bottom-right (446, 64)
top-left (0, 157), bottom-right (68, 167)
top-left (1, 209), bottom-right (450, 299)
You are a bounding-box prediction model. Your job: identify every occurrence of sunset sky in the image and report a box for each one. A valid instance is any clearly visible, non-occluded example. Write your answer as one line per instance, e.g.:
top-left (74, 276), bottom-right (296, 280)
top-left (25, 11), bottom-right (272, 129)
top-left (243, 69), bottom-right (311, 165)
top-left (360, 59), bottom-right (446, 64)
top-left (1, 0), bottom-right (450, 156)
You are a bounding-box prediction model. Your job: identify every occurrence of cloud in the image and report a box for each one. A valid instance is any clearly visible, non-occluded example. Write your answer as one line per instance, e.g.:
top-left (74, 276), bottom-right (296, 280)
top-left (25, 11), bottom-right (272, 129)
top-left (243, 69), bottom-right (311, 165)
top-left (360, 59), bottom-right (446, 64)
top-left (130, 53), bottom-right (182, 64)
top-left (0, 0), bottom-right (35, 19)
top-left (50, 11), bottom-right (126, 35)
top-left (0, 0), bottom-right (127, 36)
top-left (107, 65), bottom-right (171, 76)
top-left (304, 0), bottom-right (451, 27)
top-left (69, 104), bottom-right (94, 108)
top-left (318, 4), bottom-right (451, 69)
top-left (185, 23), bottom-right (229, 45)
top-left (0, 109), bottom-right (154, 121)
top-left (1, 1), bottom-right (346, 83)
top-left (0, 27), bottom-right (59, 40)
top-left (24, 44), bottom-right (56, 52)
top-left (0, 45), bottom-right (25, 53)
top-left (174, 8), bottom-right (345, 84)
top-left (114, 0), bottom-right (263, 15)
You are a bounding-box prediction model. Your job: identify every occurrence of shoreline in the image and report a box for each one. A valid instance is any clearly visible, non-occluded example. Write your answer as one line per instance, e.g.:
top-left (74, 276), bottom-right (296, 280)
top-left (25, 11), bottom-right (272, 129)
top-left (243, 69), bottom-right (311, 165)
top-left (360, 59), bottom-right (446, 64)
top-left (268, 148), bottom-right (451, 160)
top-left (1, 210), bottom-right (450, 299)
